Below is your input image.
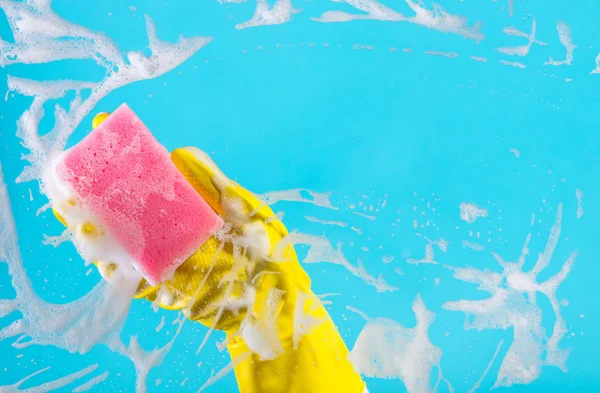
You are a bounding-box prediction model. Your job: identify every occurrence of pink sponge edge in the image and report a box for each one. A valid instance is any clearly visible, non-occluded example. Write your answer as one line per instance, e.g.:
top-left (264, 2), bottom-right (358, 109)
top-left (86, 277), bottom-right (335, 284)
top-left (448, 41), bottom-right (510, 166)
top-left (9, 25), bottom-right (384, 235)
top-left (59, 103), bottom-right (223, 285)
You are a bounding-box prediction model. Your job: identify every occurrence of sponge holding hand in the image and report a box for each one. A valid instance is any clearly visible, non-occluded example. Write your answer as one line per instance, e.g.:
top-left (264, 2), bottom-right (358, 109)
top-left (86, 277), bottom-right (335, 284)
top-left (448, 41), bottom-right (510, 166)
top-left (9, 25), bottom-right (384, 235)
top-left (55, 103), bottom-right (223, 285)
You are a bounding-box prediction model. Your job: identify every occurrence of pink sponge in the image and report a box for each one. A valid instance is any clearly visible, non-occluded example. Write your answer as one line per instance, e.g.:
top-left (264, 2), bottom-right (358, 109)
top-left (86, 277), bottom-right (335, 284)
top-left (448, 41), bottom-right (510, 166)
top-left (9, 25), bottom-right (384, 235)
top-left (58, 103), bottom-right (223, 285)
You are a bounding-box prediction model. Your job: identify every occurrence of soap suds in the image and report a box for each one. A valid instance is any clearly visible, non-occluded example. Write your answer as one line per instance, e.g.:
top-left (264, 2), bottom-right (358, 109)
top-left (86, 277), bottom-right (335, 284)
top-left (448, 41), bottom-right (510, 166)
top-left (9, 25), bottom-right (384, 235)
top-left (353, 44), bottom-right (374, 51)
top-left (544, 21), bottom-right (575, 66)
top-left (1, 166), bottom-right (184, 390)
top-left (195, 354), bottom-right (251, 392)
top-left (72, 371), bottom-right (110, 393)
top-left (407, 237), bottom-right (448, 265)
top-left (500, 60), bottom-right (527, 68)
top-left (313, 0), bottom-right (484, 42)
top-left (349, 296), bottom-right (452, 393)
top-left (0, 365), bottom-right (99, 393)
top-left (467, 340), bottom-right (504, 393)
top-left (259, 188), bottom-right (337, 210)
top-left (496, 19), bottom-right (547, 57)
top-left (425, 51), bottom-right (459, 58)
top-left (382, 255), bottom-right (394, 264)
top-left (305, 216), bottom-right (347, 227)
top-left (471, 56), bottom-right (488, 63)
top-left (444, 204), bottom-right (575, 387)
top-left (575, 189), bottom-right (583, 219)
top-left (353, 212), bottom-right (376, 221)
top-left (0, 1), bottom-right (210, 390)
top-left (6, 12), bottom-right (210, 188)
top-left (155, 316), bottom-right (166, 332)
top-left (591, 53), bottom-right (600, 74)
top-left (460, 202), bottom-right (488, 223)
top-left (235, 0), bottom-right (299, 30)
top-left (462, 240), bottom-right (485, 252)
top-left (272, 232), bottom-right (397, 292)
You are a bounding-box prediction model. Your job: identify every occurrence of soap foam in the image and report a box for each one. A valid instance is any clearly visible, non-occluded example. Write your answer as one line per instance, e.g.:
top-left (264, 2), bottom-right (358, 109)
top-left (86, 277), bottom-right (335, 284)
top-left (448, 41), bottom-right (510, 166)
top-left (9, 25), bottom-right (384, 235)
top-left (313, 0), bottom-right (484, 42)
top-left (272, 231), bottom-right (398, 292)
top-left (443, 204), bottom-right (575, 387)
top-left (459, 202), bottom-right (488, 223)
top-left (349, 295), bottom-right (452, 393)
top-left (544, 21), bottom-right (576, 66)
top-left (576, 188), bottom-right (583, 219)
top-left (496, 19), bottom-right (547, 57)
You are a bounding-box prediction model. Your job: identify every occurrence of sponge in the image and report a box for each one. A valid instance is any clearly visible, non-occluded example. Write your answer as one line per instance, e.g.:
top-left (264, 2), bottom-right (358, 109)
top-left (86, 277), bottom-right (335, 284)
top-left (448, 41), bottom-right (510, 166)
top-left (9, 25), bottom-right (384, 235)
top-left (57, 103), bottom-right (223, 285)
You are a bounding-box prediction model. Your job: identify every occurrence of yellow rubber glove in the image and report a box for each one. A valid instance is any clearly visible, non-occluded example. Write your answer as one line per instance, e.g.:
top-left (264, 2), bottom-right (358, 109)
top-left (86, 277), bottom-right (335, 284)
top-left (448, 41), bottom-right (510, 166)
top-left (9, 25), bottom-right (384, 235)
top-left (54, 113), bottom-right (366, 393)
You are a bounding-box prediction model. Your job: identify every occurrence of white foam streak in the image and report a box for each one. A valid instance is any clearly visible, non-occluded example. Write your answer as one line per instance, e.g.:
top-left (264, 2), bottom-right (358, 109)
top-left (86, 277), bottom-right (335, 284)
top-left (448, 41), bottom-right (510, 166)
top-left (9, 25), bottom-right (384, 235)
top-left (500, 60), bottom-right (526, 68)
top-left (462, 240), bottom-right (485, 252)
top-left (195, 352), bottom-right (251, 393)
top-left (530, 203), bottom-right (562, 277)
top-left (425, 51), bottom-right (459, 58)
top-left (313, 0), bottom-right (484, 41)
top-left (272, 231), bottom-right (397, 292)
top-left (305, 216), bottom-right (347, 227)
top-left (0, 364), bottom-right (98, 393)
top-left (235, 0), bottom-right (299, 29)
top-left (71, 371), bottom-right (110, 393)
top-left (590, 53), bottom-right (600, 74)
top-left (467, 340), bottom-right (504, 393)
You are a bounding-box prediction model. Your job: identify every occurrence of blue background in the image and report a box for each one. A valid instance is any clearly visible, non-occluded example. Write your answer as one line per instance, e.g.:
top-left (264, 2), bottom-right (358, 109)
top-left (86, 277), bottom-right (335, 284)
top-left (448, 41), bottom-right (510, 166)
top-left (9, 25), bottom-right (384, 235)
top-left (1, 0), bottom-right (599, 392)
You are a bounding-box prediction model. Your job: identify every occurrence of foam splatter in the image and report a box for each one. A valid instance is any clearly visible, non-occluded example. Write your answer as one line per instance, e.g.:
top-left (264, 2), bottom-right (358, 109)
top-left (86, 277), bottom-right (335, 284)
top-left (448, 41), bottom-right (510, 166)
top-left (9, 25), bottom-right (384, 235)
top-left (234, 0), bottom-right (300, 30)
top-left (0, 364), bottom-right (99, 393)
top-left (348, 295), bottom-right (452, 393)
top-left (305, 216), bottom-right (348, 227)
top-left (259, 188), bottom-right (337, 210)
top-left (444, 204), bottom-right (575, 387)
top-left (545, 21), bottom-right (576, 66)
top-left (272, 231), bottom-right (398, 292)
top-left (576, 188), bottom-right (583, 219)
top-left (496, 19), bottom-right (547, 56)
top-left (500, 60), bottom-right (527, 68)
top-left (462, 240), bottom-right (485, 252)
top-left (0, 0), bottom-right (210, 390)
top-left (471, 56), bottom-right (489, 63)
top-left (407, 237), bottom-right (448, 265)
top-left (313, 0), bottom-right (484, 42)
top-left (425, 51), bottom-right (459, 58)
top-left (459, 202), bottom-right (488, 223)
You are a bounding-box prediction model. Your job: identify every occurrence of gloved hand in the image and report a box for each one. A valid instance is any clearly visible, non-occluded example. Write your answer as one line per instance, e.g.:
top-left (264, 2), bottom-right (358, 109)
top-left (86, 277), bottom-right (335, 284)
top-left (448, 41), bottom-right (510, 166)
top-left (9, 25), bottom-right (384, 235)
top-left (53, 112), bottom-right (366, 393)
